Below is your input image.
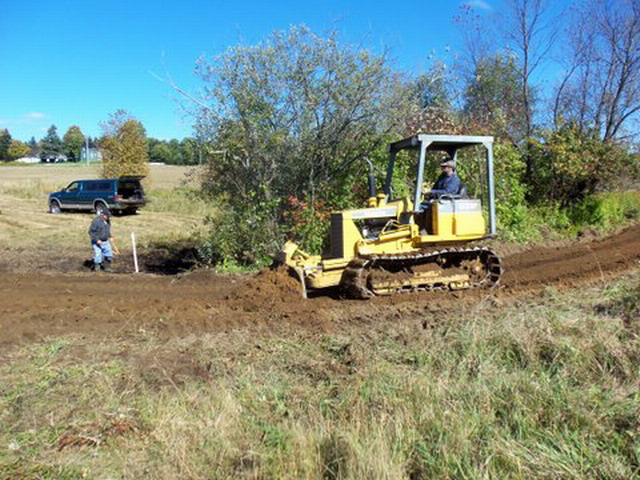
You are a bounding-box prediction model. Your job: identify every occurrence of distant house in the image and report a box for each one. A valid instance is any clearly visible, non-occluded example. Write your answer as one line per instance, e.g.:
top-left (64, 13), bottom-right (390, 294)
top-left (15, 156), bottom-right (41, 164)
top-left (80, 148), bottom-right (102, 163)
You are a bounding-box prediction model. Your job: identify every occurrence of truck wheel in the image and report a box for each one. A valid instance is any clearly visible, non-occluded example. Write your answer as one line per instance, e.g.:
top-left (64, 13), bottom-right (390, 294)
top-left (94, 201), bottom-right (109, 215)
top-left (49, 200), bottom-right (62, 214)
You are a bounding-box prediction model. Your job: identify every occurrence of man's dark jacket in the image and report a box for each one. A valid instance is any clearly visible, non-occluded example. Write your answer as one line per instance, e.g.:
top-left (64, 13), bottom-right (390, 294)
top-left (88, 216), bottom-right (111, 242)
top-left (432, 172), bottom-right (461, 194)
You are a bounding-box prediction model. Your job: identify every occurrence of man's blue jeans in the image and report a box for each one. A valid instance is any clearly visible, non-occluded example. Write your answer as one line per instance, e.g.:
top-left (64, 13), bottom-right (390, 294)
top-left (91, 240), bottom-right (112, 265)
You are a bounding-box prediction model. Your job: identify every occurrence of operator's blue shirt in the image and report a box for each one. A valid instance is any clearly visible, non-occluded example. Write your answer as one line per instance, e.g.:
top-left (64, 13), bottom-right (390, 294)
top-left (431, 172), bottom-right (461, 195)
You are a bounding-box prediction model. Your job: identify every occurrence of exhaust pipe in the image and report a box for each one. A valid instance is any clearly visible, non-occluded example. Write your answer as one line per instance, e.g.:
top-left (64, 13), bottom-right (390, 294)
top-left (364, 158), bottom-right (376, 198)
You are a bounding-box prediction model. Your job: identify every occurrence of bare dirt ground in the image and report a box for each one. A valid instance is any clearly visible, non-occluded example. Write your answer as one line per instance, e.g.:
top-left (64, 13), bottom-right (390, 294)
top-left (1, 223), bottom-right (639, 348)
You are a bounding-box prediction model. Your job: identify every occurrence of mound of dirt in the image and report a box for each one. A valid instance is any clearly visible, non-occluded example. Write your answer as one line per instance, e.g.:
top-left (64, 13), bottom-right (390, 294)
top-left (230, 267), bottom-right (304, 303)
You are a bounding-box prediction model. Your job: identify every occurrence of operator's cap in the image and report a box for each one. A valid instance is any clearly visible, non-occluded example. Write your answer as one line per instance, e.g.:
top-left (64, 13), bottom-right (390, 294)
top-left (440, 160), bottom-right (456, 168)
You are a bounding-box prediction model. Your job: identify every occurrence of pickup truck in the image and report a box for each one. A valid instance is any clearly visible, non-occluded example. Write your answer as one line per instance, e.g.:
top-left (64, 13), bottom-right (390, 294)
top-left (48, 177), bottom-right (146, 214)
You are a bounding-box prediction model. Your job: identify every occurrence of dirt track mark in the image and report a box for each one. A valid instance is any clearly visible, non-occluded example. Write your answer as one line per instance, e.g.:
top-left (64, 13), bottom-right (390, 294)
top-left (503, 223), bottom-right (640, 289)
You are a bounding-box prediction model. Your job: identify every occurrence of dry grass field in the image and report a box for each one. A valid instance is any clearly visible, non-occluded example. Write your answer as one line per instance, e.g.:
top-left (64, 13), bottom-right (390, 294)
top-left (0, 163), bottom-right (196, 190)
top-left (0, 163), bottom-right (214, 272)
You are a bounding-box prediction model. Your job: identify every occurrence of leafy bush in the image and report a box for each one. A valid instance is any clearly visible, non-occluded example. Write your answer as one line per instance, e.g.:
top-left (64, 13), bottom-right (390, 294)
top-left (569, 192), bottom-right (640, 230)
top-left (529, 126), bottom-right (635, 205)
top-left (99, 110), bottom-right (150, 179)
top-left (282, 195), bottom-right (331, 255)
top-left (456, 142), bottom-right (534, 241)
top-left (492, 143), bottom-right (530, 239)
top-left (458, 133), bottom-right (640, 242)
top-left (198, 199), bottom-right (281, 269)
top-left (495, 192), bottom-right (640, 243)
top-left (194, 26), bottom-right (407, 266)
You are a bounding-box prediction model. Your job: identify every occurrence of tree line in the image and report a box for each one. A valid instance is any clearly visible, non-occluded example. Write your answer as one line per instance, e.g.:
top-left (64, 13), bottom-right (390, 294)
top-left (0, 124), bottom-right (200, 165)
top-left (0, 126), bottom-right (96, 162)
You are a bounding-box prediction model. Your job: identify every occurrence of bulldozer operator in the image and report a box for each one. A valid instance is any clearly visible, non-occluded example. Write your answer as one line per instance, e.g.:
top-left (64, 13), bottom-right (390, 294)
top-left (419, 158), bottom-right (465, 234)
top-left (428, 159), bottom-right (462, 196)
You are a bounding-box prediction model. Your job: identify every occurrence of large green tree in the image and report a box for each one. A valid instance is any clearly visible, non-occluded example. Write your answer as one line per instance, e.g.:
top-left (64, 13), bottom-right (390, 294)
top-left (463, 54), bottom-right (531, 146)
top-left (99, 110), bottom-right (149, 178)
top-left (192, 25), bottom-right (404, 264)
top-left (63, 126), bottom-right (85, 161)
top-left (148, 140), bottom-right (174, 164)
top-left (40, 125), bottom-right (63, 159)
top-left (7, 139), bottom-right (30, 160)
top-left (28, 136), bottom-right (38, 155)
top-left (180, 138), bottom-right (200, 165)
top-left (0, 129), bottom-right (12, 160)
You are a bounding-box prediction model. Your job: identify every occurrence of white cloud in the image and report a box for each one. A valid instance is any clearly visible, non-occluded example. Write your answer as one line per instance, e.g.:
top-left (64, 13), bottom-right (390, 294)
top-left (464, 0), bottom-right (492, 10)
top-left (23, 112), bottom-right (45, 119)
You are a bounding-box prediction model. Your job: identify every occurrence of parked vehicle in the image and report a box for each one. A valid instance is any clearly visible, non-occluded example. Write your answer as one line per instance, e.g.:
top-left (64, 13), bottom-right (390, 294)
top-left (42, 154), bottom-right (68, 163)
top-left (48, 177), bottom-right (146, 214)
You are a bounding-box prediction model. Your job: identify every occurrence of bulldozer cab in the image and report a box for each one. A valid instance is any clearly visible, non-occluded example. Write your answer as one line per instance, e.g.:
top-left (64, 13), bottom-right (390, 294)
top-left (383, 134), bottom-right (497, 236)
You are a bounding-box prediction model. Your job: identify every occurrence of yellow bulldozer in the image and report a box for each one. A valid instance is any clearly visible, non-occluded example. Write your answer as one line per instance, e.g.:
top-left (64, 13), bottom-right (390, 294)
top-left (279, 134), bottom-right (503, 298)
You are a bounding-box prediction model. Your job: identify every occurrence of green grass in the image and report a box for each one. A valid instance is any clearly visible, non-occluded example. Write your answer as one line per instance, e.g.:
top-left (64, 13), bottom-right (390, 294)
top-left (0, 179), bottom-right (53, 200)
top-left (1, 275), bottom-right (639, 479)
top-left (499, 191), bottom-right (640, 243)
top-left (569, 191), bottom-right (640, 230)
top-left (145, 188), bottom-right (217, 218)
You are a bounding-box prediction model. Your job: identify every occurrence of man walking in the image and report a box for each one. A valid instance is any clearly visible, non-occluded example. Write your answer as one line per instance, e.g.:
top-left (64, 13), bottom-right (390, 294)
top-left (88, 209), bottom-right (119, 271)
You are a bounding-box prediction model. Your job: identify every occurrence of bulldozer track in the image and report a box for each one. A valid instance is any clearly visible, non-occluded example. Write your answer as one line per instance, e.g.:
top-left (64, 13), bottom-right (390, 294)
top-left (340, 247), bottom-right (502, 299)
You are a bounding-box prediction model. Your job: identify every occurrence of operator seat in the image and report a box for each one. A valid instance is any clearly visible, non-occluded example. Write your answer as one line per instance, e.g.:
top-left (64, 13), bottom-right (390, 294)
top-left (419, 183), bottom-right (469, 234)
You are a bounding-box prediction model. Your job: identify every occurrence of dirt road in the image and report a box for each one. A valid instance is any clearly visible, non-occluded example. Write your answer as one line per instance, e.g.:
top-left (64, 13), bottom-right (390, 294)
top-left (1, 224), bottom-right (640, 346)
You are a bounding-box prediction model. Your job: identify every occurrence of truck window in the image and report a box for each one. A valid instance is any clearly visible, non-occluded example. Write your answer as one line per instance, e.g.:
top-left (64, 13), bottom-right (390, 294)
top-left (66, 182), bottom-right (80, 192)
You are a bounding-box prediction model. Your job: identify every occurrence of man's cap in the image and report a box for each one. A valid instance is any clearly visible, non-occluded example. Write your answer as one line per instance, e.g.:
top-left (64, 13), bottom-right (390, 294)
top-left (440, 160), bottom-right (456, 168)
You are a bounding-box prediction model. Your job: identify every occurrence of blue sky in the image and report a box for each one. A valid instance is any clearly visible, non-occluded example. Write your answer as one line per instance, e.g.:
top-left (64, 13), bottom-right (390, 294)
top-left (1, 0), bottom-right (497, 141)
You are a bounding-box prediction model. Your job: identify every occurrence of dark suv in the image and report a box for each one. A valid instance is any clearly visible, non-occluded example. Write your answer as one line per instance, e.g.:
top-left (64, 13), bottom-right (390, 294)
top-left (48, 177), bottom-right (146, 215)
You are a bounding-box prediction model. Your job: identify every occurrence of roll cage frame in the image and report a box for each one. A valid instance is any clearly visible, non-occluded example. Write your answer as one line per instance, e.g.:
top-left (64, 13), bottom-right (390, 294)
top-left (384, 134), bottom-right (497, 236)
